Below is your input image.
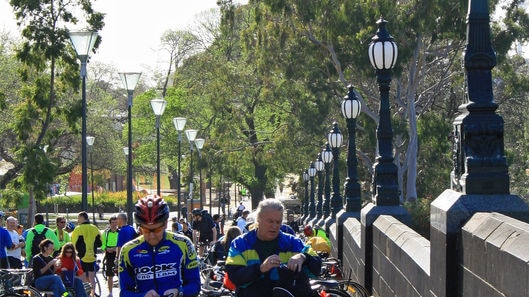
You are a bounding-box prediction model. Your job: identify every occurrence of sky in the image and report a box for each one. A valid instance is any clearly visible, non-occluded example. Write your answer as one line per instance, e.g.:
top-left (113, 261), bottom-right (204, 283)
top-left (0, 0), bottom-right (223, 72)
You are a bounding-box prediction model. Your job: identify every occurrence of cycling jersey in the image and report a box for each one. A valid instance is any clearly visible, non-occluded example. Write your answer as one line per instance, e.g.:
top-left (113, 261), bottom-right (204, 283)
top-left (118, 230), bottom-right (200, 297)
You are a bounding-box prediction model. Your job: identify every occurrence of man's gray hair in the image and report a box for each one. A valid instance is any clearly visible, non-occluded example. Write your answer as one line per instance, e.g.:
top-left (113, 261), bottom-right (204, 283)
top-left (117, 212), bottom-right (128, 220)
top-left (256, 198), bottom-right (284, 218)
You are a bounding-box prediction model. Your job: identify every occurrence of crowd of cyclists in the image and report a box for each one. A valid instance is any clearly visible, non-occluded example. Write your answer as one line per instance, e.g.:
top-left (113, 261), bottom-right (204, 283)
top-left (0, 195), bottom-right (336, 297)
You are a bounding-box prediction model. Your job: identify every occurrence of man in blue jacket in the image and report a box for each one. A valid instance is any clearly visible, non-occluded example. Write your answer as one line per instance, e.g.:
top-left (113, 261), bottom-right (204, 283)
top-left (225, 198), bottom-right (321, 297)
top-left (118, 195), bottom-right (200, 297)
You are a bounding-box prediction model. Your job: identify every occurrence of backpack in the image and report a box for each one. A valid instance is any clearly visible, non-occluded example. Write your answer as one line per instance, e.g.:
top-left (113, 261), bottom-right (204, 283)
top-left (313, 225), bottom-right (328, 238)
top-left (31, 227), bottom-right (48, 257)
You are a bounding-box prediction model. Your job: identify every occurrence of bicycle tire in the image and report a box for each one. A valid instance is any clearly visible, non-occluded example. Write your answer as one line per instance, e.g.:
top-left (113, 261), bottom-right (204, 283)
top-left (320, 288), bottom-right (352, 297)
top-left (13, 286), bottom-right (43, 297)
top-left (93, 275), bottom-right (102, 297)
top-left (1, 294), bottom-right (24, 297)
top-left (339, 282), bottom-right (369, 297)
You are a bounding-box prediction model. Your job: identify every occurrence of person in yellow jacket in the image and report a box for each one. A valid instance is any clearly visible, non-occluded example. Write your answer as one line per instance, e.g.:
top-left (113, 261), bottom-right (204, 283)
top-left (72, 211), bottom-right (102, 297)
top-left (303, 224), bottom-right (332, 255)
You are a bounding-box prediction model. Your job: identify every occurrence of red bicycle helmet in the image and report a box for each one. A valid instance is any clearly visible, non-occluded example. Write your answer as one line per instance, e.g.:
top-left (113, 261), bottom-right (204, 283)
top-left (134, 194), bottom-right (169, 225)
top-left (303, 225), bottom-right (313, 237)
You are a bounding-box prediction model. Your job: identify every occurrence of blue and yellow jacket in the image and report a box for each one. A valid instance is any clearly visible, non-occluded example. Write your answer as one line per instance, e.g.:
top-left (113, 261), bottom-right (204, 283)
top-left (225, 229), bottom-right (321, 297)
top-left (118, 231), bottom-right (201, 297)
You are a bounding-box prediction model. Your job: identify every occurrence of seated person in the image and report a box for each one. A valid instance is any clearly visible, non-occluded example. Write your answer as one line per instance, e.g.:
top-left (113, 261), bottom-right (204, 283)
top-left (32, 239), bottom-right (69, 297)
top-left (55, 243), bottom-right (88, 297)
top-left (209, 226), bottom-right (242, 264)
top-left (303, 225), bottom-right (331, 255)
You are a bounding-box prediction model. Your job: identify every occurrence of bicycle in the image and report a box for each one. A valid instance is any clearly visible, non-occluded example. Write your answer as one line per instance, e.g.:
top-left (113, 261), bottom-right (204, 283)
top-left (272, 279), bottom-right (352, 297)
top-left (99, 256), bottom-right (118, 289)
top-left (0, 268), bottom-right (42, 297)
top-left (318, 257), bottom-right (369, 297)
top-left (271, 264), bottom-right (368, 297)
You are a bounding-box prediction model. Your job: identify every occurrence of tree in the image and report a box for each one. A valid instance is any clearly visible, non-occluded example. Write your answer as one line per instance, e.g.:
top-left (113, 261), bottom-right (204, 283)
top-left (2, 0), bottom-right (104, 225)
top-left (233, 0), bottom-right (529, 204)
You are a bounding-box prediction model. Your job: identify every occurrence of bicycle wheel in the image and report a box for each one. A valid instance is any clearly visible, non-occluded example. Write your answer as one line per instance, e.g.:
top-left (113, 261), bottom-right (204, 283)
top-left (2, 294), bottom-right (24, 297)
top-left (93, 275), bottom-right (101, 297)
top-left (13, 286), bottom-right (43, 297)
top-left (339, 282), bottom-right (369, 297)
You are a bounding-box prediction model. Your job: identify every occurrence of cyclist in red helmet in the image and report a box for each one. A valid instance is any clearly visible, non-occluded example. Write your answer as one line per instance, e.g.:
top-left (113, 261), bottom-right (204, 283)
top-left (118, 195), bottom-right (201, 297)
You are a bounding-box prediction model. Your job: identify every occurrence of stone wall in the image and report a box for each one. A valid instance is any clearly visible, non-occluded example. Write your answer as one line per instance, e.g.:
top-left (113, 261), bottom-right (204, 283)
top-left (337, 211), bottom-right (529, 297)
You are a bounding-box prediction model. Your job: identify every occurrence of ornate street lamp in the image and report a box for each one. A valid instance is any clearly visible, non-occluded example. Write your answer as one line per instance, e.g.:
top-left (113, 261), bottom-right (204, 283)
top-left (87, 136), bottom-right (96, 224)
top-left (325, 122), bottom-right (343, 228)
top-left (173, 117), bottom-right (187, 217)
top-left (301, 169), bottom-right (309, 222)
top-left (305, 162), bottom-right (317, 224)
top-left (150, 98), bottom-right (167, 196)
top-left (318, 143), bottom-right (333, 227)
top-left (342, 85), bottom-right (362, 211)
top-left (195, 138), bottom-right (206, 209)
top-left (368, 18), bottom-right (399, 205)
top-left (69, 30), bottom-right (98, 211)
top-left (185, 129), bottom-right (198, 209)
top-left (119, 72), bottom-right (141, 224)
top-left (313, 154), bottom-right (324, 223)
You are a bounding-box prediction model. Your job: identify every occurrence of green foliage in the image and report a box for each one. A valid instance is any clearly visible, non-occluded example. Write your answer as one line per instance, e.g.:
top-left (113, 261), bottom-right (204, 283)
top-left (404, 197), bottom-right (431, 239)
top-left (1, 0), bottom-right (104, 205)
top-left (416, 113), bottom-right (452, 198)
top-left (39, 191), bottom-right (178, 212)
top-left (0, 188), bottom-right (25, 210)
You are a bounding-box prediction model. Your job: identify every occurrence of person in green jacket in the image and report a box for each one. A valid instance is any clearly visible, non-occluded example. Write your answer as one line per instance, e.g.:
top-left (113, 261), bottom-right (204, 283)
top-left (101, 215), bottom-right (119, 297)
top-left (25, 213), bottom-right (60, 267)
top-left (54, 216), bottom-right (71, 256)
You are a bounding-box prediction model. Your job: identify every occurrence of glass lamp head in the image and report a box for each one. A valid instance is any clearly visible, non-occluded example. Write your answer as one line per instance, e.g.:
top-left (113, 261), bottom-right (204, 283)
top-left (328, 122), bottom-right (343, 148)
top-left (195, 138), bottom-right (205, 150)
top-left (69, 31), bottom-right (98, 62)
top-left (308, 162), bottom-right (317, 177)
top-left (368, 18), bottom-right (398, 70)
top-left (173, 117), bottom-right (187, 132)
top-left (119, 72), bottom-right (142, 92)
top-left (86, 136), bottom-right (95, 146)
top-left (185, 129), bottom-right (198, 142)
top-left (321, 143), bottom-right (333, 164)
top-left (150, 98), bottom-right (167, 116)
top-left (342, 85), bottom-right (362, 119)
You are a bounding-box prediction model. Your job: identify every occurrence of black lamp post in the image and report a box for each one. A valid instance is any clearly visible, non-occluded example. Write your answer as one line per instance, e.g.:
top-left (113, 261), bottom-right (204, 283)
top-left (87, 136), bottom-right (96, 224)
top-left (150, 98), bottom-right (167, 196)
top-left (173, 117), bottom-right (187, 217)
top-left (318, 143), bottom-right (333, 227)
top-left (368, 18), bottom-right (399, 206)
top-left (119, 72), bottom-right (141, 224)
top-left (325, 122), bottom-right (343, 228)
top-left (313, 154), bottom-right (324, 223)
top-left (185, 129), bottom-right (198, 209)
top-left (301, 169), bottom-right (309, 222)
top-left (335, 86), bottom-right (362, 260)
top-left (123, 147), bottom-right (130, 188)
top-left (195, 138), bottom-right (205, 209)
top-left (305, 162), bottom-right (317, 224)
top-left (342, 85), bottom-right (362, 211)
top-left (68, 31), bottom-right (98, 211)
